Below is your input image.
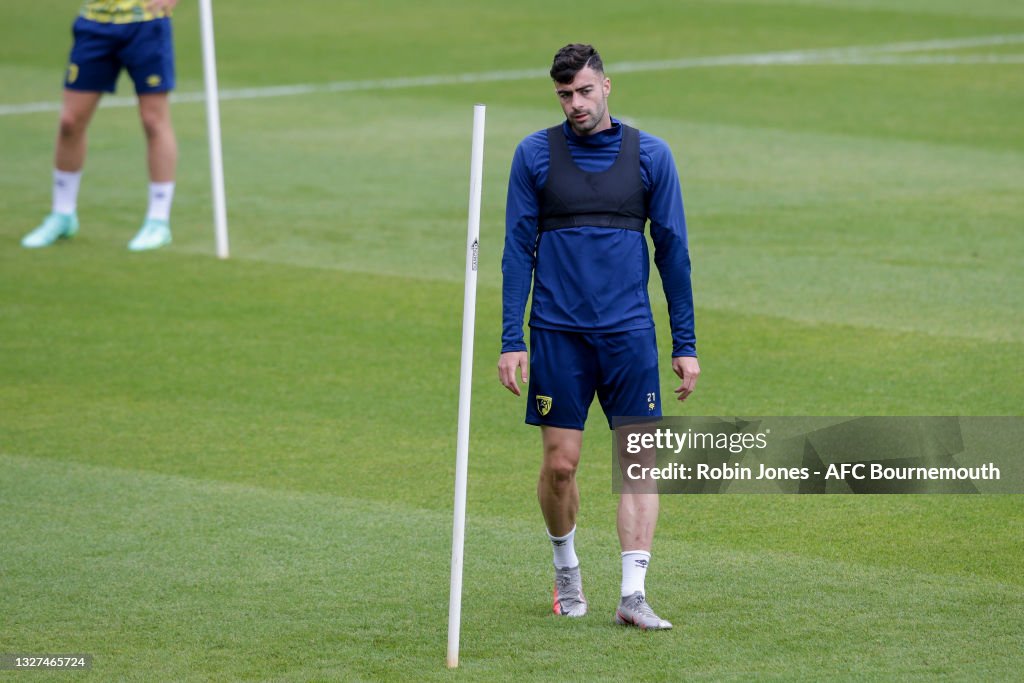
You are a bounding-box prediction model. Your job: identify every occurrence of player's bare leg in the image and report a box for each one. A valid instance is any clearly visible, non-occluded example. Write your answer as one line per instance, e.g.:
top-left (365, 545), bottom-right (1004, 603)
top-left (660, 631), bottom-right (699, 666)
top-left (128, 93), bottom-right (176, 251)
top-left (540, 426), bottom-right (587, 616)
top-left (138, 92), bottom-right (176, 183)
top-left (21, 89), bottom-right (100, 248)
top-left (539, 426), bottom-right (582, 536)
top-left (615, 429), bottom-right (671, 629)
top-left (55, 89), bottom-right (102, 172)
top-left (617, 489), bottom-right (657, 554)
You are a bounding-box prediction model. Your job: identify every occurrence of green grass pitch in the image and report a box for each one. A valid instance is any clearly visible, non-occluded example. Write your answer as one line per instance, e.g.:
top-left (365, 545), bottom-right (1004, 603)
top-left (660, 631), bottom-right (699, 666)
top-left (1, 1), bottom-right (1022, 680)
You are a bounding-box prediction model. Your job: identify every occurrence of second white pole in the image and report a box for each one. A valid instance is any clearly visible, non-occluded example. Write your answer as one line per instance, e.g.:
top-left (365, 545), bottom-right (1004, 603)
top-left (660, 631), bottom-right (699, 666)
top-left (198, 0), bottom-right (230, 259)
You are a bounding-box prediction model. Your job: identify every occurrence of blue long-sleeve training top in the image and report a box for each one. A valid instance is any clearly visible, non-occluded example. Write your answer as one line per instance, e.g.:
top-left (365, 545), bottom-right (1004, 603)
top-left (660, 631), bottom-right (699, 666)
top-left (501, 119), bottom-right (697, 357)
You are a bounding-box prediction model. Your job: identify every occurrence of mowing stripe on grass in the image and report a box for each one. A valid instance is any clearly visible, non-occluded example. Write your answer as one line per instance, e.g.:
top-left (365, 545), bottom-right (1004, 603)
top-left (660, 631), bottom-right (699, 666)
top-left (2, 452), bottom-right (1022, 680)
top-left (1, 33), bottom-right (1022, 117)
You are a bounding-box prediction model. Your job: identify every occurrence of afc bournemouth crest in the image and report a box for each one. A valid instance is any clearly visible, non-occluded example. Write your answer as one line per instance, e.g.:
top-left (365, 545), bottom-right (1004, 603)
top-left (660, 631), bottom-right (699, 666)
top-left (536, 395), bottom-right (552, 416)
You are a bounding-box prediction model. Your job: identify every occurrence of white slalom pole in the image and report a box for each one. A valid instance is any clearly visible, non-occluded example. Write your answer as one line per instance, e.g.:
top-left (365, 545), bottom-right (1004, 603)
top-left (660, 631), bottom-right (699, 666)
top-left (198, 0), bottom-right (230, 259)
top-left (447, 103), bottom-right (485, 669)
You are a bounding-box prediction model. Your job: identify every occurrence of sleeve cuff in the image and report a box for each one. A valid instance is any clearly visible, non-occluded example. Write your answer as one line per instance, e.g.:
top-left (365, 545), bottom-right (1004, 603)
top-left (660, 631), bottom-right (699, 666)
top-left (672, 343), bottom-right (697, 358)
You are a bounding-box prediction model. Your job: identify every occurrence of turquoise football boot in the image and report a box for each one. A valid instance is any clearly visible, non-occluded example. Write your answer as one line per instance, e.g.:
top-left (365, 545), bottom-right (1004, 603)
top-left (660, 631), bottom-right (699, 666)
top-left (21, 212), bottom-right (78, 248)
top-left (128, 218), bottom-right (172, 251)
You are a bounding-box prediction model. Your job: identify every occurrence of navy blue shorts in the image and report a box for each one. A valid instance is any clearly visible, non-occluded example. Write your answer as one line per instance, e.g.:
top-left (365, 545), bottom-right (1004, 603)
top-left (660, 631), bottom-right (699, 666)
top-left (65, 17), bottom-right (175, 94)
top-left (526, 327), bottom-right (662, 431)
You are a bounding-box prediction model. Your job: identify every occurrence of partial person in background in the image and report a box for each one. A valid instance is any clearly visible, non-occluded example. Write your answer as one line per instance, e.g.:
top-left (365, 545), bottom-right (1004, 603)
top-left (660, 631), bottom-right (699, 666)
top-left (22, 0), bottom-right (180, 251)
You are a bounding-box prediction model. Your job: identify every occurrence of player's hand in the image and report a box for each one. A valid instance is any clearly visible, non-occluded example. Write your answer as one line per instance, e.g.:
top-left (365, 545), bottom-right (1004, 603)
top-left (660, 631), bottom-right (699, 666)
top-left (147, 0), bottom-right (179, 12)
top-left (672, 356), bottom-right (700, 402)
top-left (498, 351), bottom-right (529, 396)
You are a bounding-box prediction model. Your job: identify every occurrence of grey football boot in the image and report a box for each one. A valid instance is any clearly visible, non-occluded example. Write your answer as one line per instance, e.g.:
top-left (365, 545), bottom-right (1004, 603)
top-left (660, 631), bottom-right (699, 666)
top-left (615, 591), bottom-right (672, 630)
top-left (552, 565), bottom-right (588, 617)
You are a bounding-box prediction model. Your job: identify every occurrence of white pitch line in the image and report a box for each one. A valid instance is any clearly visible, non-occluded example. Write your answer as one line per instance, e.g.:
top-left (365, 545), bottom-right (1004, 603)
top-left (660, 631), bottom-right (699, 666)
top-left (0, 69), bottom-right (549, 116)
top-left (827, 32), bottom-right (1024, 55)
top-left (817, 54), bottom-right (1024, 65)
top-left (2, 33), bottom-right (1022, 117)
top-left (613, 33), bottom-right (1024, 73)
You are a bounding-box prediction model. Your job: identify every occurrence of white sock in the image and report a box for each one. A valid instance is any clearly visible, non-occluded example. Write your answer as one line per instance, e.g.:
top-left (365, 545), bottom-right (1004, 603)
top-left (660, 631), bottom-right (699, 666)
top-left (621, 550), bottom-right (651, 597)
top-left (548, 526), bottom-right (579, 569)
top-left (52, 169), bottom-right (82, 215)
top-left (146, 181), bottom-right (175, 221)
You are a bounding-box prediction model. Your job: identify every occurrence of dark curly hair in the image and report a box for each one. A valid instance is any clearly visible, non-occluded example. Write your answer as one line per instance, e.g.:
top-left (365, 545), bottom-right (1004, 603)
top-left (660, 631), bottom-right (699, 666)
top-left (549, 44), bottom-right (604, 84)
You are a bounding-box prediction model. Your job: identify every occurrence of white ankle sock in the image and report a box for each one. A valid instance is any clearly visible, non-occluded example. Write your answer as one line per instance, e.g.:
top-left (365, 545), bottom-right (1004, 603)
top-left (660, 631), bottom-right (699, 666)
top-left (146, 181), bottom-right (175, 221)
top-left (548, 526), bottom-right (579, 569)
top-left (621, 550), bottom-right (651, 597)
top-left (52, 169), bottom-right (82, 215)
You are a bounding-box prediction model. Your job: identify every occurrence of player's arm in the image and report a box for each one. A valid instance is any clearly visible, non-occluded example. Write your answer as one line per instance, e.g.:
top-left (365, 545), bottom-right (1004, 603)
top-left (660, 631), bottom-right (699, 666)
top-left (643, 136), bottom-right (700, 401)
top-left (498, 141), bottom-right (540, 396)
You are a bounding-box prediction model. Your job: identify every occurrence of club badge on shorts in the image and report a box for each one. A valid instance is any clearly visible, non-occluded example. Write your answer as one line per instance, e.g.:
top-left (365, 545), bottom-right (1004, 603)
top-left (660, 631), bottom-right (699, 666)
top-left (536, 395), bottom-right (552, 416)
